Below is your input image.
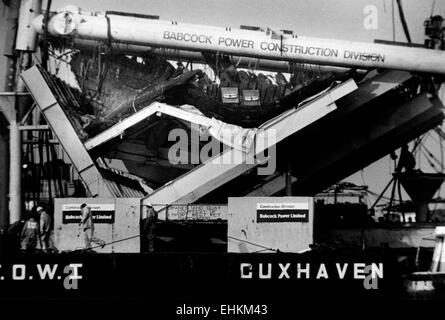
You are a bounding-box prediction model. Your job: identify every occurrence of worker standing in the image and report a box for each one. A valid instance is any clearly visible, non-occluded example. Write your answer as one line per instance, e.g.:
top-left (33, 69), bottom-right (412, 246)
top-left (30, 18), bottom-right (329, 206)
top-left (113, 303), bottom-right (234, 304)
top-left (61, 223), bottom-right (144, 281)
top-left (20, 212), bottom-right (39, 253)
top-left (37, 206), bottom-right (52, 252)
top-left (79, 203), bottom-right (105, 251)
top-left (397, 144), bottom-right (416, 173)
top-left (141, 203), bottom-right (157, 253)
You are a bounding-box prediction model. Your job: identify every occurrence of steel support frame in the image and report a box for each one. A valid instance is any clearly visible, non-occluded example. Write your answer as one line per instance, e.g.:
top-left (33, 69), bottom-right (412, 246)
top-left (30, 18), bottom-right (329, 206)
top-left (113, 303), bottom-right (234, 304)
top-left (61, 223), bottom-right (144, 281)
top-left (142, 79), bottom-right (357, 218)
top-left (21, 66), bottom-right (112, 197)
top-left (85, 102), bottom-right (212, 150)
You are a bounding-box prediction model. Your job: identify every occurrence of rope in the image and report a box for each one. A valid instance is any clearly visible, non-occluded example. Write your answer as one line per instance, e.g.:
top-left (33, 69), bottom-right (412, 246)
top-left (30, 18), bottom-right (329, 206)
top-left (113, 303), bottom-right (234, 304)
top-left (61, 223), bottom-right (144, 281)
top-left (73, 233), bottom-right (280, 254)
top-left (227, 235), bottom-right (279, 253)
top-left (75, 234), bottom-right (141, 252)
top-left (420, 147), bottom-right (440, 172)
top-left (422, 144), bottom-right (443, 168)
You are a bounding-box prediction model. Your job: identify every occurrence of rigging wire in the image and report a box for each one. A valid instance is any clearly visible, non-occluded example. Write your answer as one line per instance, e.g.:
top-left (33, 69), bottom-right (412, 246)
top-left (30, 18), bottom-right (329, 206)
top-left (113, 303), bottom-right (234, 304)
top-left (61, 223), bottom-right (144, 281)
top-left (370, 135), bottom-right (427, 212)
top-left (438, 128), bottom-right (444, 201)
top-left (431, 0), bottom-right (437, 16)
top-left (420, 147), bottom-right (440, 172)
top-left (72, 230), bottom-right (280, 254)
top-left (367, 189), bottom-right (402, 202)
top-left (422, 143), bottom-right (443, 168)
top-left (392, 0), bottom-right (396, 41)
top-left (360, 169), bottom-right (370, 207)
top-left (395, 0), bottom-right (412, 43)
top-left (227, 236), bottom-right (279, 253)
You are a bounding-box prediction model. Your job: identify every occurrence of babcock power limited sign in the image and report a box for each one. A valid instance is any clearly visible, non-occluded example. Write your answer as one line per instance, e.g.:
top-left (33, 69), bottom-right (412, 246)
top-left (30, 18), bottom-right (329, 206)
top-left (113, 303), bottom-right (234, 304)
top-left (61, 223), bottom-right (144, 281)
top-left (256, 202), bottom-right (309, 223)
top-left (62, 204), bottom-right (115, 224)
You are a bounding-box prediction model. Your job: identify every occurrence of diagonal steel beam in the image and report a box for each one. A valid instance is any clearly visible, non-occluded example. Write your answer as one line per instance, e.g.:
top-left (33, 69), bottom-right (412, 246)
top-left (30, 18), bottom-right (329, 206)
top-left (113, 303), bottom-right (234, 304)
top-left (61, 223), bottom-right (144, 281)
top-left (21, 66), bottom-right (113, 197)
top-left (85, 102), bottom-right (212, 150)
top-left (142, 79), bottom-right (357, 218)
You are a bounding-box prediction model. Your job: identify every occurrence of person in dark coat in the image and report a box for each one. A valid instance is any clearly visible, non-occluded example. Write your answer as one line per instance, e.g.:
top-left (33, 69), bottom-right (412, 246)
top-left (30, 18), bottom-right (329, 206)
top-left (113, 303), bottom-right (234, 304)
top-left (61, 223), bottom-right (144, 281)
top-left (20, 212), bottom-right (39, 253)
top-left (7, 219), bottom-right (25, 254)
top-left (37, 206), bottom-right (52, 252)
top-left (397, 144), bottom-right (416, 173)
top-left (141, 203), bottom-right (157, 253)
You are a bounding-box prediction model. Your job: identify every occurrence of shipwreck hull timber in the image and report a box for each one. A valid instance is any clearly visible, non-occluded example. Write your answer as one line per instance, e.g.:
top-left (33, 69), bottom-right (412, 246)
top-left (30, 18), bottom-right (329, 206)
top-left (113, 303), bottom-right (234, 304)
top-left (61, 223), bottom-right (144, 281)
top-left (172, 71), bottom-right (354, 127)
top-left (69, 52), bottom-right (176, 119)
top-left (66, 48), bottom-right (343, 130)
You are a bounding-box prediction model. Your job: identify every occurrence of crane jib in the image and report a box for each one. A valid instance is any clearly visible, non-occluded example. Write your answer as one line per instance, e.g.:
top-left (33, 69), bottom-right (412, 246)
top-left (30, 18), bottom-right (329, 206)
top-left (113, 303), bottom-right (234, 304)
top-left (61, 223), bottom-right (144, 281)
top-left (41, 9), bottom-right (432, 71)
